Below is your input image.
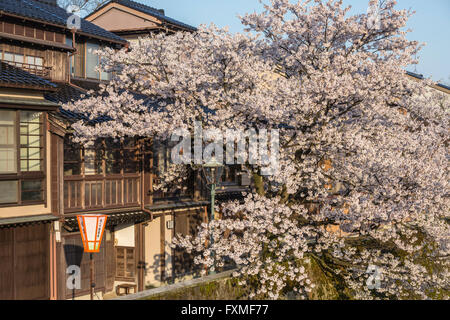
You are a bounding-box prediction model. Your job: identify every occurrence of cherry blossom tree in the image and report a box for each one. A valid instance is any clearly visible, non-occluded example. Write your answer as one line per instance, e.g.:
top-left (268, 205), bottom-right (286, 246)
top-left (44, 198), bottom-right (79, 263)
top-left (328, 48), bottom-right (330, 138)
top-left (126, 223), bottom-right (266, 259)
top-left (63, 0), bottom-right (449, 299)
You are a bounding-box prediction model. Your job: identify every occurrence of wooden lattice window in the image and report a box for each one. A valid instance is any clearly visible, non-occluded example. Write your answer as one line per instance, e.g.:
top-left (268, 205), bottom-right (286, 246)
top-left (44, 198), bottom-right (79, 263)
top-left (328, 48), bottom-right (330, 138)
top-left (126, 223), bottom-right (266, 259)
top-left (115, 247), bottom-right (135, 280)
top-left (0, 110), bottom-right (45, 205)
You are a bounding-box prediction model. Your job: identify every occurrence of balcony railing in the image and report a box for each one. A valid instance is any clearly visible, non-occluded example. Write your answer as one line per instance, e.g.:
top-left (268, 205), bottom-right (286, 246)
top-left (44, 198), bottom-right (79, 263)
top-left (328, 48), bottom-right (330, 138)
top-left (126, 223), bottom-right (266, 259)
top-left (64, 175), bottom-right (140, 213)
top-left (3, 61), bottom-right (52, 79)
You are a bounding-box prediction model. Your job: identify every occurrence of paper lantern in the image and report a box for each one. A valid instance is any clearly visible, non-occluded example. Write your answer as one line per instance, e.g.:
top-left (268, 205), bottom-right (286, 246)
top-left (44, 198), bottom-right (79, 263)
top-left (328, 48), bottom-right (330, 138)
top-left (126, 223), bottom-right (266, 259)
top-left (77, 215), bottom-right (108, 253)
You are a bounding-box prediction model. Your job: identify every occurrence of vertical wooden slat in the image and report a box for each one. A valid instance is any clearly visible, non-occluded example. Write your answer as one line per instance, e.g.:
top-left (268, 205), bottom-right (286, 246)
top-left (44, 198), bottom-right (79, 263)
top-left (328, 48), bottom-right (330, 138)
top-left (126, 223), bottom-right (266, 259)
top-left (0, 228), bottom-right (14, 299)
top-left (10, 224), bottom-right (50, 300)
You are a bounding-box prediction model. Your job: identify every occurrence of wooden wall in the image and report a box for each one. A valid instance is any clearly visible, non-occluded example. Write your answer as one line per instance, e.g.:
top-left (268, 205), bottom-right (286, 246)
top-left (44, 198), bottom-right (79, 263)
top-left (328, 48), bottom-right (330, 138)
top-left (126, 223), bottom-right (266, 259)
top-left (0, 224), bottom-right (50, 300)
top-left (0, 43), bottom-right (68, 81)
top-left (0, 20), bottom-right (65, 44)
top-left (50, 133), bottom-right (64, 216)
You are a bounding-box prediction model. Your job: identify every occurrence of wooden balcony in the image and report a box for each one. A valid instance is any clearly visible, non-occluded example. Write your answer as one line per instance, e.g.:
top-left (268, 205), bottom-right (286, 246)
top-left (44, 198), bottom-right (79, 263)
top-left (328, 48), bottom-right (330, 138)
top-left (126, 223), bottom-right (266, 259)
top-left (3, 61), bottom-right (52, 79)
top-left (64, 175), bottom-right (140, 213)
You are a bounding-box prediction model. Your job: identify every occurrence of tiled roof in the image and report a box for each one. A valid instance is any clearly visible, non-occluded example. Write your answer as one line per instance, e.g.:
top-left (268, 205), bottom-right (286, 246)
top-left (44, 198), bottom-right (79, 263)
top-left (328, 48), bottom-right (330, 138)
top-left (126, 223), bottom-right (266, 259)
top-left (45, 82), bottom-right (86, 104)
top-left (91, 0), bottom-right (197, 32)
top-left (406, 71), bottom-right (424, 80)
top-left (70, 78), bottom-right (102, 91)
top-left (406, 71), bottom-right (450, 93)
top-left (437, 82), bottom-right (450, 91)
top-left (0, 214), bottom-right (58, 228)
top-left (0, 0), bottom-right (126, 43)
top-left (0, 61), bottom-right (57, 89)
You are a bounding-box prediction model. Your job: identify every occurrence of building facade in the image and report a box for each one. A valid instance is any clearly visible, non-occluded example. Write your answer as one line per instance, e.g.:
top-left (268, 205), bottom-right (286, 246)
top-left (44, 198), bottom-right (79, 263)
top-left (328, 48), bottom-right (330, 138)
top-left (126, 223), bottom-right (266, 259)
top-left (0, 0), bottom-right (228, 300)
top-left (85, 0), bottom-right (251, 291)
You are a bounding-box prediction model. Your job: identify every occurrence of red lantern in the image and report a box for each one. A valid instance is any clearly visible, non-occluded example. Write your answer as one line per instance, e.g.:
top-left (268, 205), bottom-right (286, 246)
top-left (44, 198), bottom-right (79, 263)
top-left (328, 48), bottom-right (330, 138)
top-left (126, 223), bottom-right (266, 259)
top-left (77, 214), bottom-right (108, 253)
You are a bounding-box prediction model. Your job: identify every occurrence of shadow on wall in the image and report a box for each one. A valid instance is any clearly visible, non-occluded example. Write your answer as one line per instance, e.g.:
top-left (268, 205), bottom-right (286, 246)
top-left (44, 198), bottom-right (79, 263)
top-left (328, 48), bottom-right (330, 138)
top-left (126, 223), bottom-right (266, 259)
top-left (146, 240), bottom-right (204, 286)
top-left (147, 253), bottom-right (164, 282)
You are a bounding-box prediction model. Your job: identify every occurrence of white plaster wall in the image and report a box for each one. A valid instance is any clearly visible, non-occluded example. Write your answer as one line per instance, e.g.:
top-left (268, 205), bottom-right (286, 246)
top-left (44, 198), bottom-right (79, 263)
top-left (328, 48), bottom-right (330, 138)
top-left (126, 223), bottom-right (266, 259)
top-left (114, 223), bottom-right (135, 247)
top-left (144, 217), bottom-right (161, 287)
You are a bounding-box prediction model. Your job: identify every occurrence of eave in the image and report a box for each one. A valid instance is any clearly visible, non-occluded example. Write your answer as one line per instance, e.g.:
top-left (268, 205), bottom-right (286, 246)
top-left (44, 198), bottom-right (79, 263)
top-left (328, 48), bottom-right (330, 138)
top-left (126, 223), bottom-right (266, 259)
top-left (0, 11), bottom-right (128, 47)
top-left (0, 81), bottom-right (57, 92)
top-left (0, 214), bottom-right (59, 229)
top-left (0, 31), bottom-right (75, 52)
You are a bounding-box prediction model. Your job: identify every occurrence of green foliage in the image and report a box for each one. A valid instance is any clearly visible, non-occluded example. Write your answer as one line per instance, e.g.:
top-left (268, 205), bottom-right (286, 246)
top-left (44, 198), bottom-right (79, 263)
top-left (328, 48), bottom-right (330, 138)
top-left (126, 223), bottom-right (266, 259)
top-left (142, 277), bottom-right (247, 300)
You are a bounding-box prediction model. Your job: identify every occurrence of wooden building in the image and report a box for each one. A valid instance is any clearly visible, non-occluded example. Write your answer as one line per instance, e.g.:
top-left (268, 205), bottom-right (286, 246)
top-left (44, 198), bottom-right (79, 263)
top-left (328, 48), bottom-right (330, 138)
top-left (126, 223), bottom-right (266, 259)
top-left (85, 0), bottom-right (253, 289)
top-left (0, 0), bottom-right (251, 300)
top-left (0, 0), bottom-right (133, 300)
top-left (0, 61), bottom-right (60, 300)
top-left (85, 0), bottom-right (197, 44)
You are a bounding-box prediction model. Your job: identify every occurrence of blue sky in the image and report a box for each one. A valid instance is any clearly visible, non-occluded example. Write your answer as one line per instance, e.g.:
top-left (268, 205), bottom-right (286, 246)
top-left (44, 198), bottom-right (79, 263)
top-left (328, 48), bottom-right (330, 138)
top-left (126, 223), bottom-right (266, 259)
top-left (141, 0), bottom-right (449, 83)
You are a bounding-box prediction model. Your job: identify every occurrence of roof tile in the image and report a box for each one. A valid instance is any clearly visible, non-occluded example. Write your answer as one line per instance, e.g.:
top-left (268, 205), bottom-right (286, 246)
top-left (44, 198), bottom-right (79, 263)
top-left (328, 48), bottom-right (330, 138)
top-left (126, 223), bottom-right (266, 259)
top-left (0, 0), bottom-right (126, 43)
top-left (97, 0), bottom-right (196, 32)
top-left (0, 61), bottom-right (57, 89)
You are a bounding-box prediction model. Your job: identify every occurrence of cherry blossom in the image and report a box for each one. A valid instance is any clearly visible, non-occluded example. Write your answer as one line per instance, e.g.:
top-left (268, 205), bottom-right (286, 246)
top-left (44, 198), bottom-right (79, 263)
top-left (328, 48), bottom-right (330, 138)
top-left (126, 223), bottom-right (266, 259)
top-left (63, 0), bottom-right (449, 299)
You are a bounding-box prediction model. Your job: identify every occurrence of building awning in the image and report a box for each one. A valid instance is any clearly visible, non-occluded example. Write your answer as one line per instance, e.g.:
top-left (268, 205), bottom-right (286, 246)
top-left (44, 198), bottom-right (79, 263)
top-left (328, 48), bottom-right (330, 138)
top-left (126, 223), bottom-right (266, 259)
top-left (63, 209), bottom-right (151, 232)
top-left (0, 96), bottom-right (60, 110)
top-left (146, 201), bottom-right (209, 213)
top-left (0, 214), bottom-right (59, 229)
top-left (145, 201), bottom-right (210, 216)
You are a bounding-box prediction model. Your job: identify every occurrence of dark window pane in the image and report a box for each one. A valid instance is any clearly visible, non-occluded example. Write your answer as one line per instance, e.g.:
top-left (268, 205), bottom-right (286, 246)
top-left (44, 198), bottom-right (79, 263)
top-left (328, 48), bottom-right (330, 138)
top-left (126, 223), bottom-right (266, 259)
top-left (21, 180), bottom-right (43, 202)
top-left (0, 180), bottom-right (18, 204)
top-left (64, 137), bottom-right (81, 176)
top-left (106, 160), bottom-right (122, 174)
top-left (111, 181), bottom-right (117, 204)
top-left (123, 151), bottom-right (138, 173)
top-left (85, 184), bottom-right (91, 207)
top-left (64, 183), bottom-right (68, 208)
top-left (21, 180), bottom-right (41, 190)
top-left (105, 181), bottom-right (111, 205)
top-left (64, 162), bottom-right (81, 176)
top-left (20, 111), bottom-right (41, 123)
top-left (21, 191), bottom-right (42, 201)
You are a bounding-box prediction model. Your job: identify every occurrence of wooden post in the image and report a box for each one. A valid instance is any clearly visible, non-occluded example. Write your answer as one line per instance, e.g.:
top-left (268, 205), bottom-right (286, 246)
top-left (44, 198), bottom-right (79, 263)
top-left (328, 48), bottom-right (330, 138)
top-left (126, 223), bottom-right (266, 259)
top-left (90, 253), bottom-right (94, 300)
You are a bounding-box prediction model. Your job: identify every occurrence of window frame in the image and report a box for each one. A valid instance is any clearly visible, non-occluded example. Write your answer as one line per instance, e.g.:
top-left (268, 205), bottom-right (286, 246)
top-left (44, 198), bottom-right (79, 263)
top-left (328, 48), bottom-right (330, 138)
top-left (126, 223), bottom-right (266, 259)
top-left (85, 42), bottom-right (111, 81)
top-left (63, 137), bottom-right (141, 212)
top-left (0, 109), bottom-right (46, 207)
top-left (1, 51), bottom-right (45, 68)
top-left (115, 246), bottom-right (136, 281)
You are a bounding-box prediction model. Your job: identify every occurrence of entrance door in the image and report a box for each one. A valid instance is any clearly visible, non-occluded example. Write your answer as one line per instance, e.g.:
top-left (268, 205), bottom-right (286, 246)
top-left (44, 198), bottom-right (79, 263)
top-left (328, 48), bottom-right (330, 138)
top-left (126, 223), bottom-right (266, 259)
top-left (0, 224), bottom-right (50, 300)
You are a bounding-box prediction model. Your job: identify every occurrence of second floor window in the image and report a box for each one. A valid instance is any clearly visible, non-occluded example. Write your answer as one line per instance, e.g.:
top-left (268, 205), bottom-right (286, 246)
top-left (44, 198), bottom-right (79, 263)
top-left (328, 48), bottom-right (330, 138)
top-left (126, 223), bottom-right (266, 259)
top-left (86, 42), bottom-right (110, 81)
top-left (64, 138), bottom-right (140, 177)
top-left (3, 52), bottom-right (23, 64)
top-left (63, 137), bottom-right (141, 212)
top-left (1, 51), bottom-right (47, 77)
top-left (0, 110), bottom-right (44, 205)
top-left (67, 41), bottom-right (111, 81)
